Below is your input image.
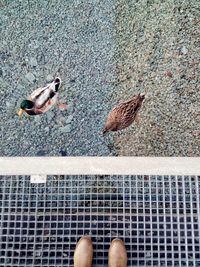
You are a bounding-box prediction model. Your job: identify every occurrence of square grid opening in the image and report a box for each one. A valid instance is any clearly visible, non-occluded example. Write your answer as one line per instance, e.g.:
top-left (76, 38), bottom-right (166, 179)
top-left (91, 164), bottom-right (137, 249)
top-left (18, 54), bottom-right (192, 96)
top-left (0, 175), bottom-right (200, 267)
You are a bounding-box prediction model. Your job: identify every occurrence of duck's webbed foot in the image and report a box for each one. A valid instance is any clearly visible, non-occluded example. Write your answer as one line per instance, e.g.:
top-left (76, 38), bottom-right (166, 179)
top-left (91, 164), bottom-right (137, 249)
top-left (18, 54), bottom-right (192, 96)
top-left (57, 103), bottom-right (68, 111)
top-left (135, 114), bottom-right (141, 125)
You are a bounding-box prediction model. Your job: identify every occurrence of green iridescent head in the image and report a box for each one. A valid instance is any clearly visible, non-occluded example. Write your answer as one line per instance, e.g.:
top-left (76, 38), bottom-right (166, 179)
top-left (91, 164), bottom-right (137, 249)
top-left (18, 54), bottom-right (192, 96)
top-left (17, 100), bottom-right (35, 116)
top-left (20, 100), bottom-right (35, 110)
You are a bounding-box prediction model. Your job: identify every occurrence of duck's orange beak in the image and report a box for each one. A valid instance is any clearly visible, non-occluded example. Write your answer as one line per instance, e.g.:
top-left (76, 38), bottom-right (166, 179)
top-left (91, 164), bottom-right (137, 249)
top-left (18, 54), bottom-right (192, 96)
top-left (17, 109), bottom-right (24, 117)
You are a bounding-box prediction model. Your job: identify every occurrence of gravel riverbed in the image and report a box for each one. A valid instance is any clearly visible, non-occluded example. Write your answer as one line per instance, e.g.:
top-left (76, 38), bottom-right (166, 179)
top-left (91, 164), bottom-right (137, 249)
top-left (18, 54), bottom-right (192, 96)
top-left (0, 0), bottom-right (199, 156)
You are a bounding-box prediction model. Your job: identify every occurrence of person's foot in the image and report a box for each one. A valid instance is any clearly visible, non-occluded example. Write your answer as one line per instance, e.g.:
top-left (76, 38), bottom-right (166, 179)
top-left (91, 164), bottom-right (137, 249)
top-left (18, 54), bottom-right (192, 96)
top-left (74, 236), bottom-right (93, 267)
top-left (108, 239), bottom-right (127, 267)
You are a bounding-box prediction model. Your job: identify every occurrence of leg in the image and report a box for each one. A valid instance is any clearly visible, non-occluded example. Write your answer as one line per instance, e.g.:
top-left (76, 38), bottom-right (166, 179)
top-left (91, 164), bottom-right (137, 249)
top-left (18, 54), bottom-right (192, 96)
top-left (135, 113), bottom-right (141, 125)
top-left (102, 131), bottom-right (115, 154)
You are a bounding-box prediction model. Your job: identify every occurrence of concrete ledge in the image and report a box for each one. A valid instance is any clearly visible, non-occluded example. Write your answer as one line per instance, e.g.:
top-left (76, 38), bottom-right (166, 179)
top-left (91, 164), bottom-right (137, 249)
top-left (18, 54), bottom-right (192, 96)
top-left (0, 157), bottom-right (199, 175)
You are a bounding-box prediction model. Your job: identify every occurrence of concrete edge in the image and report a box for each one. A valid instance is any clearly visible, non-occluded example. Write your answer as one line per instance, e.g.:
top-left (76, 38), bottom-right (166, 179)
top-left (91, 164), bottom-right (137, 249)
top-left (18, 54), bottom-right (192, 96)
top-left (0, 157), bottom-right (199, 175)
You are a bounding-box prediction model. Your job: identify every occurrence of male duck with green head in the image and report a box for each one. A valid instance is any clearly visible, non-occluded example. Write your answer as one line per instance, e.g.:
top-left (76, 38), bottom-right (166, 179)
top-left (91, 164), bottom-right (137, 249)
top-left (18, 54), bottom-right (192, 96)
top-left (18, 77), bottom-right (67, 116)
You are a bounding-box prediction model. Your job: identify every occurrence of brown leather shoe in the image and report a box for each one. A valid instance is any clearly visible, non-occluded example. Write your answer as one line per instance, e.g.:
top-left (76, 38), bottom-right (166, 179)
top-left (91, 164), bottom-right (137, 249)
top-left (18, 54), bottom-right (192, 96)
top-left (74, 236), bottom-right (93, 267)
top-left (108, 239), bottom-right (127, 267)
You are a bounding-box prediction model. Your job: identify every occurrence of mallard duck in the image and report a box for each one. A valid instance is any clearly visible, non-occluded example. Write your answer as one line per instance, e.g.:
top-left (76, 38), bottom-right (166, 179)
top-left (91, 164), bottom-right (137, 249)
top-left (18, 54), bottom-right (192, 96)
top-left (102, 93), bottom-right (145, 134)
top-left (17, 77), bottom-right (67, 116)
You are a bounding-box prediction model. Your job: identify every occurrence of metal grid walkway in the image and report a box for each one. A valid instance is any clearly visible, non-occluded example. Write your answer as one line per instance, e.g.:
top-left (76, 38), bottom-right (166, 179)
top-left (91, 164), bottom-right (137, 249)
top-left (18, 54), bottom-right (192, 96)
top-left (0, 175), bottom-right (200, 267)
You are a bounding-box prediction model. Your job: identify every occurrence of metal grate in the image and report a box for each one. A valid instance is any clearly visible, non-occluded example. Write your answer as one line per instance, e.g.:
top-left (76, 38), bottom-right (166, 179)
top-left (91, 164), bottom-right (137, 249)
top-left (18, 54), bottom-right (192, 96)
top-left (0, 175), bottom-right (200, 267)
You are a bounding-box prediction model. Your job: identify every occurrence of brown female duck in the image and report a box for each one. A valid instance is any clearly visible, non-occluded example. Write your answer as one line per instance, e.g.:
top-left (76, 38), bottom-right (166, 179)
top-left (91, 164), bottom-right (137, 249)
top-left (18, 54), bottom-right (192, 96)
top-left (102, 93), bottom-right (145, 134)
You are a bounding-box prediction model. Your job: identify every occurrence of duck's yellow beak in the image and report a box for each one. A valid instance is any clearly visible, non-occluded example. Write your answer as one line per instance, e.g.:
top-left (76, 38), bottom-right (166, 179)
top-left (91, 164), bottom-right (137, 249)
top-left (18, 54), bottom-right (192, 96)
top-left (17, 109), bottom-right (24, 117)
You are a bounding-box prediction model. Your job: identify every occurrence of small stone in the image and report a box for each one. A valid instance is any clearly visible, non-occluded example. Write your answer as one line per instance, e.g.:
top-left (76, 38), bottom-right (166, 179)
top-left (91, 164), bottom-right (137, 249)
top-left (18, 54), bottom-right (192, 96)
top-left (46, 74), bottom-right (54, 82)
top-left (165, 71), bottom-right (173, 78)
top-left (56, 116), bottom-right (65, 125)
top-left (44, 127), bottom-right (49, 132)
top-left (35, 250), bottom-right (42, 257)
top-left (29, 57), bottom-right (37, 67)
top-left (36, 150), bottom-right (47, 156)
top-left (8, 236), bottom-right (13, 241)
top-left (0, 77), bottom-right (10, 89)
top-left (34, 116), bottom-right (41, 123)
top-left (60, 150), bottom-right (67, 156)
top-left (70, 78), bottom-right (76, 83)
top-left (25, 72), bottom-right (36, 83)
top-left (146, 252), bottom-right (151, 258)
top-left (66, 115), bottom-right (73, 124)
top-left (34, 43), bottom-right (39, 49)
top-left (60, 125), bottom-right (71, 133)
top-left (67, 103), bottom-right (74, 113)
top-left (46, 111), bottom-right (54, 121)
top-left (16, 83), bottom-right (24, 90)
top-left (181, 46), bottom-right (188, 55)
top-left (6, 101), bottom-right (16, 116)
top-left (6, 101), bottom-right (13, 108)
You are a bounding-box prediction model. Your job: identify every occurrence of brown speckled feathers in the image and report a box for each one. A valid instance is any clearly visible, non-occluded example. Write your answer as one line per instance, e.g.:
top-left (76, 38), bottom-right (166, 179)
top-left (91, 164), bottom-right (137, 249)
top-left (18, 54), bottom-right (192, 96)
top-left (102, 93), bottom-right (145, 134)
